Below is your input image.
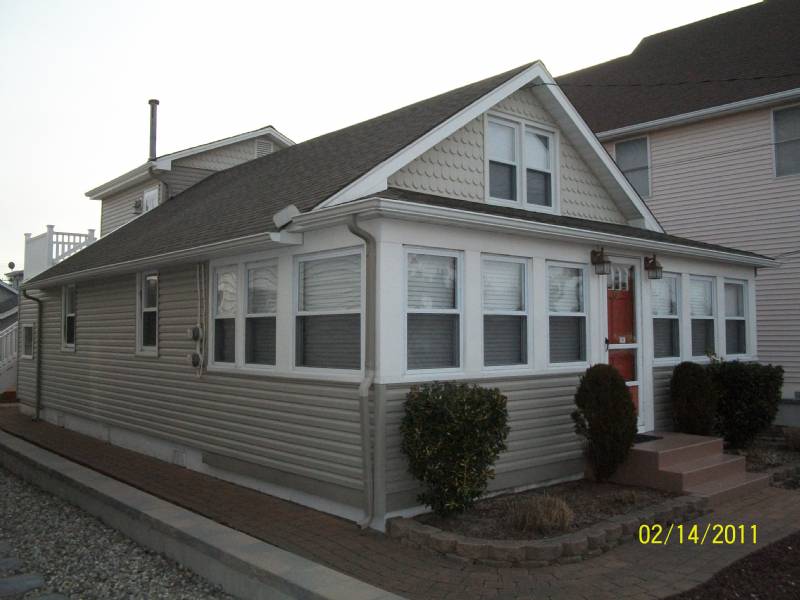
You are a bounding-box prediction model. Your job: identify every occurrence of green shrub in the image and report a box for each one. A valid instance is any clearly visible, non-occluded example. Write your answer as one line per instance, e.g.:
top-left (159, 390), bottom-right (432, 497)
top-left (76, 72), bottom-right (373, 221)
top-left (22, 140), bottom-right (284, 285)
top-left (670, 362), bottom-right (718, 435)
top-left (707, 360), bottom-right (784, 448)
top-left (400, 382), bottom-right (510, 516)
top-left (505, 495), bottom-right (573, 535)
top-left (571, 364), bottom-right (637, 481)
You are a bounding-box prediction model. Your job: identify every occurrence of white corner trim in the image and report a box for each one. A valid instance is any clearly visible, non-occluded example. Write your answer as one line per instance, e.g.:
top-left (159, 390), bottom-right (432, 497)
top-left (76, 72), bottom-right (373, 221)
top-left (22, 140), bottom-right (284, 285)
top-left (596, 87), bottom-right (800, 141)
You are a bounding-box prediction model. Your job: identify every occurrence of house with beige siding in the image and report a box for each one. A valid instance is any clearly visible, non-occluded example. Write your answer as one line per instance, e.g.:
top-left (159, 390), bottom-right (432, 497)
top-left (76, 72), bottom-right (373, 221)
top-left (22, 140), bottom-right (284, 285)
top-left (560, 0), bottom-right (800, 411)
top-left (16, 61), bottom-right (774, 529)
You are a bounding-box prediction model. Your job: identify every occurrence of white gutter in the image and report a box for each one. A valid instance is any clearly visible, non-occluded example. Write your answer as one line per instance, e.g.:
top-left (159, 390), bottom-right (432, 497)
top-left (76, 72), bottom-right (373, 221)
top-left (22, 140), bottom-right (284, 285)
top-left (23, 231), bottom-right (300, 290)
top-left (596, 87), bottom-right (800, 141)
top-left (291, 197), bottom-right (777, 268)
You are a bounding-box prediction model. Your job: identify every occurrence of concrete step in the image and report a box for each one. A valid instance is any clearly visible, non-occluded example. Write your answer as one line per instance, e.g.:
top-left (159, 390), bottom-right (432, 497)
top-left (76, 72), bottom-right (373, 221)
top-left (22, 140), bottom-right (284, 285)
top-left (649, 435), bottom-right (724, 469)
top-left (661, 453), bottom-right (746, 491)
top-left (686, 471), bottom-right (770, 507)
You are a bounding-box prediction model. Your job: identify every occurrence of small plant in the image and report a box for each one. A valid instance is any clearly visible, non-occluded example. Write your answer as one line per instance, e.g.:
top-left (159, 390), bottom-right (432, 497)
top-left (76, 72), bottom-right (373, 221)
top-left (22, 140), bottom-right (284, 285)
top-left (670, 362), bottom-right (718, 435)
top-left (571, 364), bottom-right (637, 481)
top-left (610, 489), bottom-right (640, 507)
top-left (401, 381), bottom-right (510, 517)
top-left (505, 495), bottom-right (573, 535)
top-left (707, 361), bottom-right (784, 448)
top-left (784, 427), bottom-right (800, 452)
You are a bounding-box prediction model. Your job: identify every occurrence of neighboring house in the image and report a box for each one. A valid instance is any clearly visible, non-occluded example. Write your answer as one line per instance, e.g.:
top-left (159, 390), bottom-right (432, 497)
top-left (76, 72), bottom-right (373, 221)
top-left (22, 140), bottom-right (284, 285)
top-left (17, 61), bottom-right (774, 528)
top-left (0, 280), bottom-right (18, 331)
top-left (87, 121), bottom-right (294, 236)
top-left (0, 278), bottom-right (19, 394)
top-left (559, 0), bottom-right (800, 402)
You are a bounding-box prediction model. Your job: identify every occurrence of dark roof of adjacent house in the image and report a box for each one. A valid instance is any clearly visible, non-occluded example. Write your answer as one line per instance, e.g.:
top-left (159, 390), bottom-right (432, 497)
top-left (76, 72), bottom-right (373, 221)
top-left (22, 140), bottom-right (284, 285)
top-left (376, 188), bottom-right (771, 260)
top-left (557, 0), bottom-right (800, 133)
top-left (0, 296), bottom-right (18, 314)
top-left (29, 63), bottom-right (533, 285)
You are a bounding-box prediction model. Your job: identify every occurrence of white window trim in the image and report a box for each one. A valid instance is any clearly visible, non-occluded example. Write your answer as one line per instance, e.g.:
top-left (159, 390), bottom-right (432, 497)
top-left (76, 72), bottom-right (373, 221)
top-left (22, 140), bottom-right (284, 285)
top-left (484, 112), bottom-right (560, 214)
top-left (21, 324), bottom-right (34, 359)
top-left (481, 254), bottom-right (531, 371)
top-left (403, 246), bottom-right (464, 375)
top-left (689, 275), bottom-right (716, 359)
top-left (136, 271), bottom-right (159, 356)
top-left (771, 103), bottom-right (800, 179)
top-left (61, 284), bottom-right (76, 352)
top-left (546, 260), bottom-right (588, 368)
top-left (723, 279), bottom-right (749, 358)
top-left (651, 272), bottom-right (681, 366)
top-left (613, 136), bottom-right (652, 199)
top-left (292, 247), bottom-right (364, 375)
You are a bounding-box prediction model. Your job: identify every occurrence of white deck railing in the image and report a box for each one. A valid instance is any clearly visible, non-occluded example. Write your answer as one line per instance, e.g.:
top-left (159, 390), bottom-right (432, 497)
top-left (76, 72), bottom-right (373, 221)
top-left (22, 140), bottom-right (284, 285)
top-left (0, 322), bottom-right (18, 373)
top-left (24, 225), bottom-right (96, 281)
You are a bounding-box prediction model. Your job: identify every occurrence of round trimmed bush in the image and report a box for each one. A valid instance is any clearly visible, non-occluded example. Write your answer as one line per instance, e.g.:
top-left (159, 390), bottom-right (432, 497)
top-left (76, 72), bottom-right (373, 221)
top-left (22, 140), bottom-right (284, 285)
top-left (671, 361), bottom-right (718, 435)
top-left (571, 364), bottom-right (637, 481)
top-left (400, 381), bottom-right (509, 516)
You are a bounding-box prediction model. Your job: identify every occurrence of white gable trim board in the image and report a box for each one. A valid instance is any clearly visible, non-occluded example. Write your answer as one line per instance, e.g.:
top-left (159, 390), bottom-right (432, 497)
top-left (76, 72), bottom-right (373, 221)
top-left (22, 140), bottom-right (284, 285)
top-left (319, 62), bottom-right (663, 232)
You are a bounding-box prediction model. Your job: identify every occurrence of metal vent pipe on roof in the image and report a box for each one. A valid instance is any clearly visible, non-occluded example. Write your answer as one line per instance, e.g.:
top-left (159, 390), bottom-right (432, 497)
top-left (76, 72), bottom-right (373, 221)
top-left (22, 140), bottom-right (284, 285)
top-left (148, 99), bottom-right (159, 160)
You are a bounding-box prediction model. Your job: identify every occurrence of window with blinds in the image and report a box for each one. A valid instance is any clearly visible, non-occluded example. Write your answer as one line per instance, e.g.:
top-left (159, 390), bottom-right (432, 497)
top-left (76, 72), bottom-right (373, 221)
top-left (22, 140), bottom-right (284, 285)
top-left (615, 137), bottom-right (650, 198)
top-left (137, 272), bottom-right (159, 354)
top-left (547, 265), bottom-right (586, 363)
top-left (652, 275), bottom-right (679, 359)
top-left (214, 266), bottom-right (238, 363)
top-left (690, 277), bottom-right (715, 357)
top-left (724, 281), bottom-right (747, 355)
top-left (246, 261), bottom-right (278, 365)
top-left (406, 251), bottom-right (461, 370)
top-left (296, 252), bottom-right (361, 370)
top-left (483, 258), bottom-right (527, 366)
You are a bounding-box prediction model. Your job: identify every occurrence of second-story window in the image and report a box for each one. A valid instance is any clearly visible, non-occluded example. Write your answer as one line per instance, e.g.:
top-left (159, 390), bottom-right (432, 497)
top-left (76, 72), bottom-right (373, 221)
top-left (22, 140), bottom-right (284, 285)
top-left (774, 105), bottom-right (800, 177)
top-left (615, 137), bottom-right (650, 198)
top-left (142, 187), bottom-right (159, 212)
top-left (487, 116), bottom-right (555, 210)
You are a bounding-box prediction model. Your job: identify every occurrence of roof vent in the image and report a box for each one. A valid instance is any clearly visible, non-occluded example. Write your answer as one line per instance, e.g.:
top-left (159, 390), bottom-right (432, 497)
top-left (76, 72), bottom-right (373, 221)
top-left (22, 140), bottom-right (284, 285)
top-left (255, 138), bottom-right (273, 157)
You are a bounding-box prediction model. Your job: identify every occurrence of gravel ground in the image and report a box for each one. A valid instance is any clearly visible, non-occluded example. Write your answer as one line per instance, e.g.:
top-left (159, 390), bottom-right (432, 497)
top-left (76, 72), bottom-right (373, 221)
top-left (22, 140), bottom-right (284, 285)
top-left (0, 466), bottom-right (235, 599)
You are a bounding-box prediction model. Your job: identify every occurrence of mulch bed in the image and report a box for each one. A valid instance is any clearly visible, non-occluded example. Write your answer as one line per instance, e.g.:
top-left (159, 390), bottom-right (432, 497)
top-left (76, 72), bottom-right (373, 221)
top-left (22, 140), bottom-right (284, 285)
top-left (667, 531), bottom-right (800, 600)
top-left (416, 480), bottom-right (674, 540)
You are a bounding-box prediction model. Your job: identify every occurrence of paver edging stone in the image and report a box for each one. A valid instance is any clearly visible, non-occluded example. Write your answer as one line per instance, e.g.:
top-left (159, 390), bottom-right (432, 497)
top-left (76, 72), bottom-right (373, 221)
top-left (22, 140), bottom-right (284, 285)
top-left (387, 495), bottom-right (709, 567)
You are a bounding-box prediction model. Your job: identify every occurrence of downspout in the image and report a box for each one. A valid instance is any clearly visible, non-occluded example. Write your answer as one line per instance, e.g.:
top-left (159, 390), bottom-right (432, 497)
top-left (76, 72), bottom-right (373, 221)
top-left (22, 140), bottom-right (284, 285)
top-left (22, 289), bottom-right (43, 421)
top-left (347, 215), bottom-right (376, 529)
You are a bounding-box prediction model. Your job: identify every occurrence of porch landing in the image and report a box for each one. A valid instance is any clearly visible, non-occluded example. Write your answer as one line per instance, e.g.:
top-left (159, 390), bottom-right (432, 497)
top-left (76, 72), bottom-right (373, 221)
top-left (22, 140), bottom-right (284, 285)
top-left (611, 432), bottom-right (769, 506)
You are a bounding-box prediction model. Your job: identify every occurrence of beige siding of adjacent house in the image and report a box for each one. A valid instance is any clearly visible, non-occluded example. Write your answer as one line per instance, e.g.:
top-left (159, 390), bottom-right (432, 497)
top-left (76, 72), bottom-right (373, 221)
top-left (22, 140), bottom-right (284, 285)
top-left (388, 87), bottom-right (628, 224)
top-left (633, 106), bottom-right (800, 397)
top-left (16, 265), bottom-right (366, 508)
top-left (100, 179), bottom-right (162, 236)
top-left (381, 373), bottom-right (584, 511)
top-left (176, 137), bottom-right (272, 170)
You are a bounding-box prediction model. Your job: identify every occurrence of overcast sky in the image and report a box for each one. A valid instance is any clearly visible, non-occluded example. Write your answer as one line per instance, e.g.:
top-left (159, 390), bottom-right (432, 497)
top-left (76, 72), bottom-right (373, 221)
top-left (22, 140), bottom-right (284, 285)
top-left (0, 0), bottom-right (757, 273)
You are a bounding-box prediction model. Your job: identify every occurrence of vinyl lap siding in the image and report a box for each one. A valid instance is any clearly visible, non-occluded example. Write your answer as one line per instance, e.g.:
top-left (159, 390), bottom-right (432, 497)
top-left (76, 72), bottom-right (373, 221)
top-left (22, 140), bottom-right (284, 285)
top-left (176, 138), bottom-right (269, 171)
top-left (646, 107), bottom-right (800, 395)
top-left (16, 266), bottom-right (365, 504)
top-left (383, 373), bottom-right (583, 511)
top-left (100, 180), bottom-right (160, 236)
top-left (160, 166), bottom-right (215, 197)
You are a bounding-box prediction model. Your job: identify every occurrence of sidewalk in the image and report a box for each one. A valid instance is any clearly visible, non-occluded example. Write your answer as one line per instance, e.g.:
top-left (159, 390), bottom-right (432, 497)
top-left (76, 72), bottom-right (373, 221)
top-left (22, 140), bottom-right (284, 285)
top-left (2, 406), bottom-right (799, 600)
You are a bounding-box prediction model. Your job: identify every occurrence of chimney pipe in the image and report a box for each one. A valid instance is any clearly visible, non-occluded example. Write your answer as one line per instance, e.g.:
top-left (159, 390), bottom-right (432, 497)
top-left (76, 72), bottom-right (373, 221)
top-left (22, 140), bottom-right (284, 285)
top-left (148, 99), bottom-right (159, 161)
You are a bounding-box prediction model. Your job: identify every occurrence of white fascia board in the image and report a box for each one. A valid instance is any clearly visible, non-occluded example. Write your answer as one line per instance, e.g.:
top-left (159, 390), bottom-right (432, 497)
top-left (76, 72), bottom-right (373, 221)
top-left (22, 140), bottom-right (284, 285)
top-left (291, 197), bottom-right (776, 268)
top-left (316, 61), bottom-right (663, 233)
top-left (85, 164), bottom-right (153, 199)
top-left (23, 231), bottom-right (288, 290)
top-left (596, 88), bottom-right (800, 141)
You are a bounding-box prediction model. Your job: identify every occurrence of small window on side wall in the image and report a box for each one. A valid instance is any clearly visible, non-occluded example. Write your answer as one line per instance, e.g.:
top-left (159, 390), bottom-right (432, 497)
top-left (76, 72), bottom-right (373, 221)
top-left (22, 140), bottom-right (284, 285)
top-left (774, 106), bottom-right (800, 177)
top-left (137, 272), bottom-right (159, 354)
top-left (22, 325), bottom-right (34, 358)
top-left (62, 284), bottom-right (76, 350)
top-left (615, 137), bottom-right (650, 198)
top-left (214, 266), bottom-right (238, 363)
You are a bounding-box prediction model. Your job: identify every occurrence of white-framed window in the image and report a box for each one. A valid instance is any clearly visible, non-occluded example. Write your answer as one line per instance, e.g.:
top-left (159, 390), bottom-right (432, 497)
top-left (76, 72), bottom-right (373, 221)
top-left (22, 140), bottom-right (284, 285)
top-left (246, 261), bottom-right (278, 366)
top-left (137, 272), bottom-right (159, 355)
top-left (62, 284), bottom-right (76, 350)
top-left (614, 137), bottom-right (650, 197)
top-left (547, 263), bottom-right (587, 364)
top-left (724, 281), bottom-right (748, 356)
top-left (142, 187), bottom-right (159, 212)
top-left (213, 265), bottom-right (238, 364)
top-left (406, 249), bottom-right (462, 371)
top-left (482, 256), bottom-right (528, 367)
top-left (690, 277), bottom-right (715, 357)
top-left (295, 251), bottom-right (362, 370)
top-left (21, 324), bottom-right (33, 359)
top-left (486, 114), bottom-right (556, 211)
top-left (652, 274), bottom-right (680, 360)
top-left (774, 105), bottom-right (800, 177)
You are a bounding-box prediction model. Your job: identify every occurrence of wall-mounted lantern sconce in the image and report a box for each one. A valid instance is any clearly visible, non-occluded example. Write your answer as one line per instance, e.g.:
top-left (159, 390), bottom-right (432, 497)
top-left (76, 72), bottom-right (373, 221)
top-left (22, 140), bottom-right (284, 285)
top-left (590, 248), bottom-right (611, 275)
top-left (644, 254), bottom-right (663, 280)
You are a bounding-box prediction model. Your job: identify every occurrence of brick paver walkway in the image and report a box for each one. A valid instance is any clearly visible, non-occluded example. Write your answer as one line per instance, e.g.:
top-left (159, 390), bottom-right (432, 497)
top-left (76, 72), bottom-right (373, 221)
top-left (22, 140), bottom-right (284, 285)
top-left (2, 406), bottom-right (799, 600)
